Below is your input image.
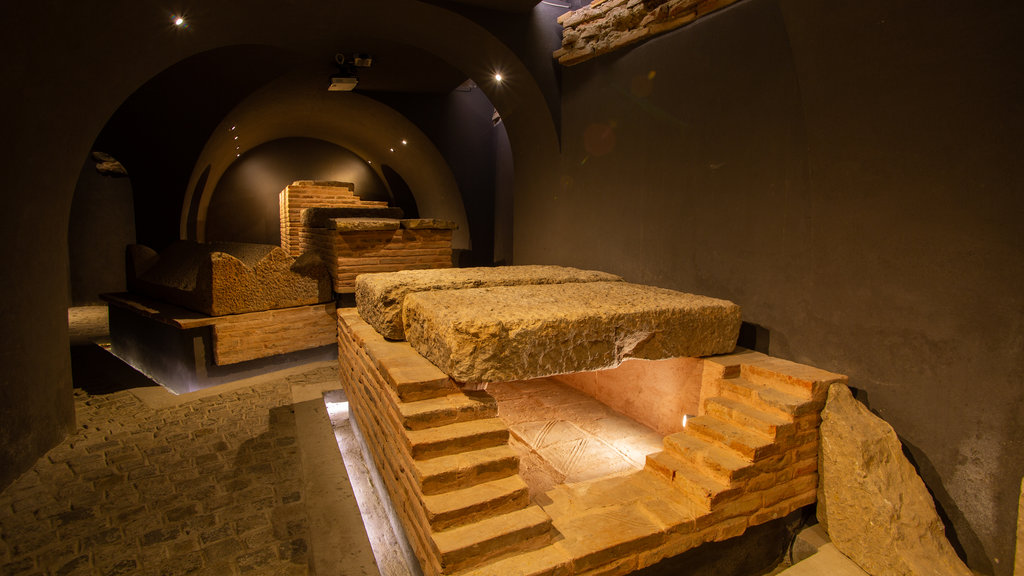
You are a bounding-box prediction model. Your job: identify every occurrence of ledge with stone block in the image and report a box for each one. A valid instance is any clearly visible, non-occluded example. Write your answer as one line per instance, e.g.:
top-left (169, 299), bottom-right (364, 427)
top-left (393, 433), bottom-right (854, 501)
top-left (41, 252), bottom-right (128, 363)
top-left (555, 0), bottom-right (741, 66)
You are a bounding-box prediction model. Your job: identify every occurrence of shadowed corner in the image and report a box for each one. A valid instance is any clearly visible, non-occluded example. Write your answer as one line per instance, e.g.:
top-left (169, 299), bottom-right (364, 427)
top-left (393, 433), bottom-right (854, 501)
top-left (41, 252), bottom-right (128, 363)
top-left (898, 437), bottom-right (994, 576)
top-left (70, 343), bottom-right (159, 396)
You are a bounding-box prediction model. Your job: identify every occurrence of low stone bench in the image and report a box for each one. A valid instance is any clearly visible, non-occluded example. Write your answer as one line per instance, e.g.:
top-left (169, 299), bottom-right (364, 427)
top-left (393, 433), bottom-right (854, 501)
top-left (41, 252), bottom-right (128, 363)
top-left (402, 281), bottom-right (741, 384)
top-left (355, 265), bottom-right (622, 340)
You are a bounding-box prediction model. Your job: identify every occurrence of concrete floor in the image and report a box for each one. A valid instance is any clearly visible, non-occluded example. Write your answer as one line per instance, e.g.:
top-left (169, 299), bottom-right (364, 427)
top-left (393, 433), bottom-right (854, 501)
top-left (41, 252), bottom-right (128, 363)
top-left (0, 307), bottom-right (379, 576)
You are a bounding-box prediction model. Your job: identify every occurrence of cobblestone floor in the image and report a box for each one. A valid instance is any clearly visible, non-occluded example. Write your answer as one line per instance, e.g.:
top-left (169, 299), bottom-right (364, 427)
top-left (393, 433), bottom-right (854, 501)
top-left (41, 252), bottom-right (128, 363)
top-left (0, 345), bottom-right (341, 575)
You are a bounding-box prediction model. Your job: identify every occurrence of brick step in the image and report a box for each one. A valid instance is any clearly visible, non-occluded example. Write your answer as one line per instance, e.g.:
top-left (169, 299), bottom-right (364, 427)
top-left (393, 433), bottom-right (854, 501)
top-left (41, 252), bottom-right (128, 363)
top-left (704, 396), bottom-right (794, 439)
top-left (684, 415), bottom-right (776, 461)
top-left (662, 431), bottom-right (754, 484)
top-left (415, 444), bottom-right (520, 495)
top-left (645, 451), bottom-right (740, 511)
top-left (432, 504), bottom-right (554, 574)
top-left (405, 418), bottom-right (510, 460)
top-left (718, 377), bottom-right (817, 419)
top-left (739, 363), bottom-right (825, 402)
top-left (398, 390), bottom-right (498, 431)
top-left (422, 475), bottom-right (531, 531)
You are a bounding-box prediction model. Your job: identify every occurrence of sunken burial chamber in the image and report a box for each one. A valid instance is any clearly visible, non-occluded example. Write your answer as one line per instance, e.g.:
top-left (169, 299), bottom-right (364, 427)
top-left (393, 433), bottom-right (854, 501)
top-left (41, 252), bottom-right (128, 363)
top-left (337, 266), bottom-right (846, 575)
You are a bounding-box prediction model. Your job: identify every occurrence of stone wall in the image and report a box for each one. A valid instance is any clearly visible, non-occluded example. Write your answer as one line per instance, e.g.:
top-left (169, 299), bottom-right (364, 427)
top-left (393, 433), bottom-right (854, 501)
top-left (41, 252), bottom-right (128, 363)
top-left (278, 180), bottom-right (389, 257)
top-left (211, 303), bottom-right (336, 365)
top-left (303, 220), bottom-right (455, 294)
top-left (554, 0), bottom-right (740, 66)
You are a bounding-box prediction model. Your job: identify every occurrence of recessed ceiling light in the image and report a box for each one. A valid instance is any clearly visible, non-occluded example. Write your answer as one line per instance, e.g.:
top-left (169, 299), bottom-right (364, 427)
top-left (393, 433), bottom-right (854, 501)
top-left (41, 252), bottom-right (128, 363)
top-left (401, 139), bottom-right (408, 145)
top-left (173, 16), bottom-right (185, 27)
top-left (494, 73), bottom-right (503, 83)
top-left (389, 148), bottom-right (394, 152)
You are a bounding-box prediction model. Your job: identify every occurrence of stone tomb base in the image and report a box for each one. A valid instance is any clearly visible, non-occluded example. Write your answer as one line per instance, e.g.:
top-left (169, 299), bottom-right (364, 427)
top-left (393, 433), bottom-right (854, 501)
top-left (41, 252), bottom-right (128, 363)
top-left (337, 308), bottom-right (845, 576)
top-left (104, 293), bottom-right (336, 394)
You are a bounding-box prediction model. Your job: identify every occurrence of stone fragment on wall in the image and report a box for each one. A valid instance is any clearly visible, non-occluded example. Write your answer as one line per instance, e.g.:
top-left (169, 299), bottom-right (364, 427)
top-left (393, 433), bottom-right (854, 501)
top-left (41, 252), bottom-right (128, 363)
top-left (554, 0), bottom-right (739, 66)
top-left (817, 384), bottom-right (974, 576)
top-left (355, 265), bottom-right (623, 340)
top-left (403, 281), bottom-right (740, 384)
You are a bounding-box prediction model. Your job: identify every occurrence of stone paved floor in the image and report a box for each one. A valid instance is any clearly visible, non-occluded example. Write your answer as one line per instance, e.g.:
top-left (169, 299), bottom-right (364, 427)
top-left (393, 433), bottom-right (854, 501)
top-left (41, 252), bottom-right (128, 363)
top-left (0, 308), bottom-right (349, 576)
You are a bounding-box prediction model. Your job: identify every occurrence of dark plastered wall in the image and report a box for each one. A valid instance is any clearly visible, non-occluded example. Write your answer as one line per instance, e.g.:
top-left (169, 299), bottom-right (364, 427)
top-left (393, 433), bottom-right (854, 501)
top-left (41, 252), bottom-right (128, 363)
top-left (513, 0), bottom-right (1023, 572)
top-left (0, 0), bottom-right (556, 491)
top-left (205, 138), bottom-right (390, 244)
top-left (374, 87), bottom-right (506, 266)
top-left (68, 160), bottom-right (136, 305)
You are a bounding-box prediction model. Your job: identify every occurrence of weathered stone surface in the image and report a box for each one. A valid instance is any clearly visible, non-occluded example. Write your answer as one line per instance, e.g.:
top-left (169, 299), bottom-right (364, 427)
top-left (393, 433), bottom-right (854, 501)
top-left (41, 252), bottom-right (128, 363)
top-left (401, 218), bottom-right (458, 230)
top-left (355, 265), bottom-right (623, 340)
top-left (556, 0), bottom-right (738, 66)
top-left (301, 206), bottom-right (404, 228)
top-left (1016, 476), bottom-right (1023, 576)
top-left (402, 281), bottom-right (740, 383)
top-left (128, 240), bottom-right (331, 316)
top-left (817, 384), bottom-right (974, 576)
top-left (327, 218), bottom-right (400, 232)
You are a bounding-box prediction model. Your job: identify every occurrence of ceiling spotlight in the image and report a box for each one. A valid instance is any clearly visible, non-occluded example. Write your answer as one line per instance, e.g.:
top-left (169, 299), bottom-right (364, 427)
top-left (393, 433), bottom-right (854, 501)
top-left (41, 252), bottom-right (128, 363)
top-left (230, 125), bottom-right (236, 131)
top-left (494, 73), bottom-right (504, 83)
top-left (401, 139), bottom-right (408, 145)
top-left (173, 16), bottom-right (185, 26)
top-left (389, 148), bottom-right (394, 153)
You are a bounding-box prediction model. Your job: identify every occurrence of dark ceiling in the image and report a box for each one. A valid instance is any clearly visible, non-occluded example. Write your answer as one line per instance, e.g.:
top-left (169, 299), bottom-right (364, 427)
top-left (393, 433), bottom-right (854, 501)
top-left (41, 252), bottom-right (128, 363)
top-left (429, 0), bottom-right (543, 12)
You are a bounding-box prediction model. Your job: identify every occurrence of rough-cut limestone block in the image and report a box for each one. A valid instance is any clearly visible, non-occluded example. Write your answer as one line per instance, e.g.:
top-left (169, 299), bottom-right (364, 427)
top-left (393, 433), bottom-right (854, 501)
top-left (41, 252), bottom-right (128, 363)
top-left (818, 384), bottom-right (974, 576)
top-left (401, 218), bottom-right (458, 230)
top-left (128, 240), bottom-right (331, 316)
top-left (403, 281), bottom-right (740, 384)
top-left (301, 206), bottom-right (404, 228)
top-left (1017, 476), bottom-right (1024, 576)
top-left (355, 265), bottom-right (623, 340)
top-left (327, 218), bottom-right (400, 232)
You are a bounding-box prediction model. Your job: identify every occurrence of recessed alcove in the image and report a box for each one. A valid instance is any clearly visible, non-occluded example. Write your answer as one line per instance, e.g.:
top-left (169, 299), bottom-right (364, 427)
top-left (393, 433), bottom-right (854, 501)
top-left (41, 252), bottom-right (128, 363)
top-left (487, 356), bottom-right (703, 497)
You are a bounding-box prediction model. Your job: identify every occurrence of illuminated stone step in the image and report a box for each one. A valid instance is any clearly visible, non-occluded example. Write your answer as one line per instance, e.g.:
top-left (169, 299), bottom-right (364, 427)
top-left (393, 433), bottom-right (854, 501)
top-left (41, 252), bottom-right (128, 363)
top-left (432, 504), bottom-right (553, 574)
top-left (645, 451), bottom-right (739, 511)
top-left (398, 390), bottom-right (498, 431)
top-left (718, 376), bottom-right (813, 418)
top-left (684, 415), bottom-right (776, 461)
top-left (422, 474), bottom-right (531, 531)
top-left (704, 396), bottom-right (795, 439)
top-left (415, 444), bottom-right (520, 496)
top-left (405, 418), bottom-right (510, 460)
top-left (662, 431), bottom-right (755, 484)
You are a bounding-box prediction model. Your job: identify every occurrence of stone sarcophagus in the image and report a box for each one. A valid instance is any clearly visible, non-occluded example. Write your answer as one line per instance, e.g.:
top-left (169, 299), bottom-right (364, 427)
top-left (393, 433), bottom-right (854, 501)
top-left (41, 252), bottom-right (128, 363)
top-left (105, 240), bottom-right (336, 393)
top-left (127, 240), bottom-right (331, 316)
top-left (336, 266), bottom-right (846, 576)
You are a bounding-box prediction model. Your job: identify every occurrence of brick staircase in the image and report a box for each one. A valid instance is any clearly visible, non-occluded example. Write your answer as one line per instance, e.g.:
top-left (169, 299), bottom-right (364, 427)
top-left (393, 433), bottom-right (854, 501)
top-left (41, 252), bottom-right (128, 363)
top-left (337, 309), bottom-right (555, 575)
top-left (646, 360), bottom-right (831, 518)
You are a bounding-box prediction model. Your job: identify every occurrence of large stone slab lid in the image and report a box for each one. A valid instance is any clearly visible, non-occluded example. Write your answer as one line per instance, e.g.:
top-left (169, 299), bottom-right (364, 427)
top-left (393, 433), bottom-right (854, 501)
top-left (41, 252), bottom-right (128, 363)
top-left (301, 206), bottom-right (405, 228)
top-left (355, 265), bottom-right (623, 340)
top-left (402, 281), bottom-right (741, 384)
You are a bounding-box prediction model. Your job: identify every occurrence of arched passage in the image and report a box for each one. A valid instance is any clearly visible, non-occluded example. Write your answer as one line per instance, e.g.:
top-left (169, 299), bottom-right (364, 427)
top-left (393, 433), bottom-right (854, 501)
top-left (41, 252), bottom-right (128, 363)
top-left (5, 0), bottom-right (558, 489)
